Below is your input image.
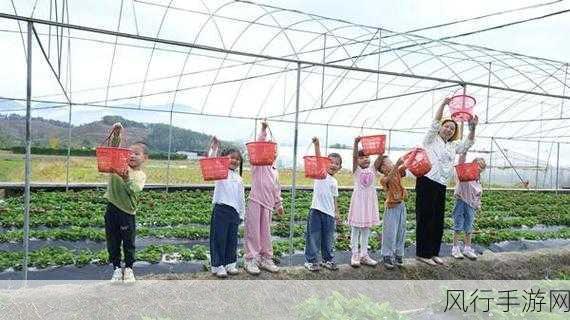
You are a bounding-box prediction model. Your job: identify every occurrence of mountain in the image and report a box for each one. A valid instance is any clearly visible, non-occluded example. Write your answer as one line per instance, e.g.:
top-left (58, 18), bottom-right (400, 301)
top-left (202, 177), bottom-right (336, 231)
top-left (0, 114), bottom-right (237, 153)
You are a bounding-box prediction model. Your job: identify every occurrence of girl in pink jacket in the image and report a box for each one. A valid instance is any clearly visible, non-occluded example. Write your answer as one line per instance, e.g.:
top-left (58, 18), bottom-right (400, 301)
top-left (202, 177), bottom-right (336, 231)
top-left (244, 121), bottom-right (284, 275)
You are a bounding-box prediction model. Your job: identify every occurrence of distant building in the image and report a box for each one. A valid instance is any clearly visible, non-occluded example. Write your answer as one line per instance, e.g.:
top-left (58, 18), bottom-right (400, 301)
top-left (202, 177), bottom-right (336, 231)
top-left (176, 151), bottom-right (198, 160)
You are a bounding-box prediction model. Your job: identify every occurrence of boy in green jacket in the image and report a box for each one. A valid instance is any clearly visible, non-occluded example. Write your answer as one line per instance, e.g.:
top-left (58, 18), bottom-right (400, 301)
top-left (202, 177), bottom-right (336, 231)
top-left (105, 142), bottom-right (148, 284)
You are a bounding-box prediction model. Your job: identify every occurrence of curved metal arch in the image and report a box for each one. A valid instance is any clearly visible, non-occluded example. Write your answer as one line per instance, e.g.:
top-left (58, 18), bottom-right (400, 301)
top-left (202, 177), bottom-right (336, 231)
top-left (200, 3), bottom-right (319, 114)
top-left (402, 59), bottom-right (564, 132)
top-left (167, 0), bottom-right (240, 114)
top-left (139, 0), bottom-right (229, 109)
top-left (227, 18), bottom-right (379, 117)
top-left (343, 44), bottom-right (493, 128)
top-left (336, 36), bottom-right (538, 127)
top-left (302, 28), bottom-right (423, 122)
top-left (381, 64), bottom-right (482, 130)
top-left (491, 80), bottom-right (568, 138)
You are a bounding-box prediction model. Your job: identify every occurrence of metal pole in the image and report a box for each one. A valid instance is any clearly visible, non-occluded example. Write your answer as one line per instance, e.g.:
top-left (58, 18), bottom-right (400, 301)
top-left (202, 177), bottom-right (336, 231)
top-left (288, 62), bottom-right (301, 266)
top-left (562, 63), bottom-right (568, 118)
top-left (535, 141), bottom-right (540, 190)
top-left (324, 124), bottom-right (329, 155)
top-left (65, 104), bottom-right (72, 191)
top-left (485, 62), bottom-right (491, 123)
top-left (555, 142), bottom-right (560, 194)
top-left (376, 28), bottom-right (381, 99)
top-left (320, 33), bottom-right (326, 108)
top-left (165, 110), bottom-right (174, 191)
top-left (23, 21), bottom-right (33, 282)
top-left (488, 137), bottom-right (493, 188)
top-left (387, 129), bottom-right (392, 154)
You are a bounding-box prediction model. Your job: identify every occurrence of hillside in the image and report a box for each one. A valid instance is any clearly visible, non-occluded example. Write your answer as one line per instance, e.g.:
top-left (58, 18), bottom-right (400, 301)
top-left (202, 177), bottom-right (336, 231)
top-left (0, 114), bottom-right (236, 153)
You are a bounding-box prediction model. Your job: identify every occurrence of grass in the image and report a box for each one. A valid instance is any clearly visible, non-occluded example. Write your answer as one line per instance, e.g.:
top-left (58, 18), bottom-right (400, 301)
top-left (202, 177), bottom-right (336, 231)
top-left (0, 152), bottom-right (433, 187)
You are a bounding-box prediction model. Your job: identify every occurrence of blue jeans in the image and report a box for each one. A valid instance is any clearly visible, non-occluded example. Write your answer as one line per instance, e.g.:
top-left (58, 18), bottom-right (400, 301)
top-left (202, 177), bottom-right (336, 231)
top-left (304, 209), bottom-right (336, 263)
top-left (380, 202), bottom-right (406, 257)
top-left (452, 198), bottom-right (476, 233)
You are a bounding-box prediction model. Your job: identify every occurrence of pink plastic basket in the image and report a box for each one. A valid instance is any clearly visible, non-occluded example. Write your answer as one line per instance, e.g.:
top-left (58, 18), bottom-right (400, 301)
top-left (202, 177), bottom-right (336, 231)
top-left (449, 94), bottom-right (476, 122)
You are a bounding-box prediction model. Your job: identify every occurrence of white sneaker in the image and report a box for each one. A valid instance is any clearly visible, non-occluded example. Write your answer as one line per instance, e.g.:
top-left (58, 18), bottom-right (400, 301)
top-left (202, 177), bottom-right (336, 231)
top-left (211, 266), bottom-right (220, 275)
top-left (463, 247), bottom-right (477, 260)
top-left (360, 255), bottom-right (378, 267)
top-left (350, 253), bottom-right (361, 268)
top-left (216, 266), bottom-right (228, 278)
top-left (225, 263), bottom-right (239, 275)
top-left (451, 246), bottom-right (464, 259)
top-left (245, 260), bottom-right (261, 275)
top-left (123, 267), bottom-right (136, 284)
top-left (110, 267), bottom-right (123, 284)
top-left (259, 258), bottom-right (279, 273)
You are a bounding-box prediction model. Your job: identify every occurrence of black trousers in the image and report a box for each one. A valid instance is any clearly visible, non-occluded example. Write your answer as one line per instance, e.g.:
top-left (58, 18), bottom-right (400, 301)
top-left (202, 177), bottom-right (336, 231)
top-left (210, 204), bottom-right (240, 268)
top-left (415, 176), bottom-right (446, 258)
top-left (105, 203), bottom-right (136, 268)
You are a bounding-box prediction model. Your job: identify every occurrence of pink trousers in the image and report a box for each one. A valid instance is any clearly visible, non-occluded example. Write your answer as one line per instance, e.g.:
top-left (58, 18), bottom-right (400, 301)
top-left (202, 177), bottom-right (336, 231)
top-left (244, 200), bottom-right (273, 261)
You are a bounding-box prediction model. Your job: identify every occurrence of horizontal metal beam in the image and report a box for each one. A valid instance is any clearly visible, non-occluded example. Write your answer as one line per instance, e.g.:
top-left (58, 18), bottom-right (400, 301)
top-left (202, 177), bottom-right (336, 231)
top-left (1, 13), bottom-right (569, 101)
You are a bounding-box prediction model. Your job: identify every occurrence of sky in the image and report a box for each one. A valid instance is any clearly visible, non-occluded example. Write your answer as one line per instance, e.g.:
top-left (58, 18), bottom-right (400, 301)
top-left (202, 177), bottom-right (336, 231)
top-left (0, 0), bottom-right (569, 165)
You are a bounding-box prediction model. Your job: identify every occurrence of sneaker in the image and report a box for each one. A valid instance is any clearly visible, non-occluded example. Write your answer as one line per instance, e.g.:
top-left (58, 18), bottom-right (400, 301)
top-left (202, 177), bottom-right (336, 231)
top-left (451, 246), bottom-right (464, 259)
top-left (394, 256), bottom-right (404, 267)
top-left (216, 266), bottom-right (228, 278)
top-left (360, 255), bottom-right (378, 267)
top-left (245, 260), bottom-right (261, 275)
top-left (350, 253), bottom-right (361, 268)
top-left (304, 262), bottom-right (320, 272)
top-left (321, 260), bottom-right (338, 271)
top-left (259, 258), bottom-right (279, 273)
top-left (123, 267), bottom-right (136, 284)
top-left (463, 247), bottom-right (477, 260)
top-left (432, 256), bottom-right (448, 266)
top-left (225, 263), bottom-right (239, 275)
top-left (110, 267), bottom-right (123, 284)
top-left (382, 256), bottom-right (394, 270)
top-left (211, 266), bottom-right (220, 275)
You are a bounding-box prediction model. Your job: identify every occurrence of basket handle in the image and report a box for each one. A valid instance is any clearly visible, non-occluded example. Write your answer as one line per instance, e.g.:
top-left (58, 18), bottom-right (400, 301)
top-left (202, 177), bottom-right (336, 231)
top-left (101, 124), bottom-right (127, 147)
top-left (208, 138), bottom-right (221, 157)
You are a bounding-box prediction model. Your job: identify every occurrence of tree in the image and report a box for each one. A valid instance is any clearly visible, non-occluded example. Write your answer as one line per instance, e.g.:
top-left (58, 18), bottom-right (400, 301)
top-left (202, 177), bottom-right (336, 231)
top-left (48, 136), bottom-right (61, 149)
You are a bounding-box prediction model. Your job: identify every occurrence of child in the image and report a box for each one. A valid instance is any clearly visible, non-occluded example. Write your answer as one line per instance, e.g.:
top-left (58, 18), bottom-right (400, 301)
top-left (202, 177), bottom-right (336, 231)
top-left (304, 137), bottom-right (342, 272)
top-left (244, 121), bottom-right (284, 275)
top-left (451, 154), bottom-right (486, 260)
top-left (105, 141), bottom-right (148, 284)
top-left (209, 137), bottom-right (245, 278)
top-left (376, 156), bottom-right (407, 270)
top-left (348, 137), bottom-right (380, 267)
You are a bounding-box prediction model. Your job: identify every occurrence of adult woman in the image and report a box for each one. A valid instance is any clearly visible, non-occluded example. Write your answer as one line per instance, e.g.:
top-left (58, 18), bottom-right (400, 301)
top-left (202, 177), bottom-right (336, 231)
top-left (416, 97), bottom-right (478, 266)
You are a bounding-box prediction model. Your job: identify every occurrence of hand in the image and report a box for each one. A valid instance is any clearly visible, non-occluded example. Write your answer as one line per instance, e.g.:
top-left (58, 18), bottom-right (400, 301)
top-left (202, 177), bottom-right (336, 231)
top-left (113, 167), bottom-right (128, 180)
top-left (442, 97), bottom-right (451, 105)
top-left (312, 137), bottom-right (319, 144)
top-left (276, 206), bottom-right (284, 217)
top-left (354, 136), bottom-right (361, 143)
top-left (468, 115), bottom-right (479, 129)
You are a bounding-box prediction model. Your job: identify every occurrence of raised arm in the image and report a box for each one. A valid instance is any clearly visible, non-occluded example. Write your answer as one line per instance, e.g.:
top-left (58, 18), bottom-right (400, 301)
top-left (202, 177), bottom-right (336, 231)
top-left (458, 153), bottom-right (467, 164)
top-left (257, 120), bottom-right (269, 141)
top-left (312, 137), bottom-right (321, 157)
top-left (434, 97), bottom-right (450, 121)
top-left (455, 115), bottom-right (478, 154)
top-left (352, 137), bottom-right (360, 173)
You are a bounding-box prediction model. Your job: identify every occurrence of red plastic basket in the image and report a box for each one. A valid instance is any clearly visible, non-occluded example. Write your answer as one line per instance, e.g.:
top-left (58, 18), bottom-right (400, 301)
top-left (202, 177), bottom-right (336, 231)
top-left (96, 146), bottom-right (132, 174)
top-left (246, 141), bottom-right (277, 166)
top-left (199, 157), bottom-right (230, 181)
top-left (303, 156), bottom-right (331, 180)
top-left (455, 162), bottom-right (480, 182)
top-left (360, 134), bottom-right (386, 156)
top-left (449, 94), bottom-right (476, 122)
top-left (402, 147), bottom-right (432, 177)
